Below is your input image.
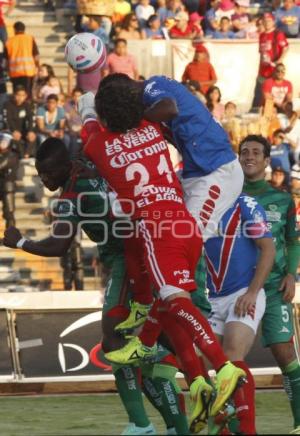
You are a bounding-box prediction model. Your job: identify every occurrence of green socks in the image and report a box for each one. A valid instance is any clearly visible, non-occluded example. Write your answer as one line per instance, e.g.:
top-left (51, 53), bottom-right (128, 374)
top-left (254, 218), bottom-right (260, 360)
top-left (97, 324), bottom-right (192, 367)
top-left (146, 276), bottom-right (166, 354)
top-left (142, 376), bottom-right (189, 434)
top-left (282, 359), bottom-right (300, 428)
top-left (113, 364), bottom-right (150, 428)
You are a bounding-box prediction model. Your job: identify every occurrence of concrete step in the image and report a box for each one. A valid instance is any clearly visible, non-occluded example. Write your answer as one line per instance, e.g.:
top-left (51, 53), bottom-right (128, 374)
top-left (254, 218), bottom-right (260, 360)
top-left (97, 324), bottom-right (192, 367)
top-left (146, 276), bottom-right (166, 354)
top-left (25, 23), bottom-right (73, 35)
top-left (9, 11), bottom-right (57, 24)
top-left (11, 203), bottom-right (45, 214)
top-left (84, 276), bottom-right (102, 291)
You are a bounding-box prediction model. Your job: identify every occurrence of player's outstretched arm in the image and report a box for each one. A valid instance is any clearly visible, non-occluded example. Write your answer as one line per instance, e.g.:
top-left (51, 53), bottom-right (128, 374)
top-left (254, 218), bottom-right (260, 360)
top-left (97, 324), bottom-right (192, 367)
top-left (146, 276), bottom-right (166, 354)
top-left (234, 237), bottom-right (275, 317)
top-left (144, 98), bottom-right (178, 123)
top-left (3, 222), bottom-right (76, 257)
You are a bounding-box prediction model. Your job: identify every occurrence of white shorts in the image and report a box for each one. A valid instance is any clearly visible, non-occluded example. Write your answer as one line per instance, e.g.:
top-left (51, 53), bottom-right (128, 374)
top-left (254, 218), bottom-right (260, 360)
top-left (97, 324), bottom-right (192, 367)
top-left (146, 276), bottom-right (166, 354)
top-left (208, 287), bottom-right (266, 336)
top-left (181, 159), bottom-right (244, 241)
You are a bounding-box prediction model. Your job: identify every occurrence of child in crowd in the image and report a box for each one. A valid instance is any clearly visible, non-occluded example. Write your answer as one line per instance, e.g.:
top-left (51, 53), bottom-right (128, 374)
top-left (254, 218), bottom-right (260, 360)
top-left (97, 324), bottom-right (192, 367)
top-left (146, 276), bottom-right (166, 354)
top-left (212, 16), bottom-right (236, 38)
top-left (39, 75), bottom-right (62, 102)
top-left (206, 85), bottom-right (225, 121)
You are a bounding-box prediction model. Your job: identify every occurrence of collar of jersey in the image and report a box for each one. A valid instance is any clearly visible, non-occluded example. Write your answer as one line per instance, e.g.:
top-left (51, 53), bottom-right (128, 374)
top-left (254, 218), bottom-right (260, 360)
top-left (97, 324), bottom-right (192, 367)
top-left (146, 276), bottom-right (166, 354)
top-left (243, 179), bottom-right (269, 195)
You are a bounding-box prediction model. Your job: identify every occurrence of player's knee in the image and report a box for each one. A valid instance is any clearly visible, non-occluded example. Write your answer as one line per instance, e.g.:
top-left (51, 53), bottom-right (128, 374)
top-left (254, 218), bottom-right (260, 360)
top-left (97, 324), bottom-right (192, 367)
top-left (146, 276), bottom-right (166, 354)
top-left (160, 286), bottom-right (191, 302)
top-left (270, 341), bottom-right (297, 368)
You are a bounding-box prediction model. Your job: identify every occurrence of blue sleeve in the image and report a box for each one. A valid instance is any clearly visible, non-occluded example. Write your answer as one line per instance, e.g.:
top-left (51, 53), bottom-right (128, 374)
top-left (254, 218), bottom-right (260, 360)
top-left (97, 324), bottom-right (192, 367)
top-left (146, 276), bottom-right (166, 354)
top-left (143, 76), bottom-right (176, 107)
top-left (205, 9), bottom-right (215, 22)
top-left (239, 195), bottom-right (272, 239)
top-left (36, 106), bottom-right (45, 117)
top-left (58, 107), bottom-right (65, 120)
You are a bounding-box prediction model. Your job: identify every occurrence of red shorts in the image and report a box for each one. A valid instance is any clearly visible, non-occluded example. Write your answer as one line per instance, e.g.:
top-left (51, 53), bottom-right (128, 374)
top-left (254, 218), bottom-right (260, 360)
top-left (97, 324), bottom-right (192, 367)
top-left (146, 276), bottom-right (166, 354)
top-left (124, 212), bottom-right (203, 300)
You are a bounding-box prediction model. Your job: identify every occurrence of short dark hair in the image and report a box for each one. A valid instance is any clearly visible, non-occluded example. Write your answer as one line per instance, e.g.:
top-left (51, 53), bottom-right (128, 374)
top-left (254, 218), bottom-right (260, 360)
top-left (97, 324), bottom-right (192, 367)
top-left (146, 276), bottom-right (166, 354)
top-left (36, 138), bottom-right (69, 163)
top-left (14, 21), bottom-right (25, 32)
top-left (46, 94), bottom-right (58, 102)
top-left (100, 73), bottom-right (132, 89)
top-left (225, 101), bottom-right (236, 109)
top-left (238, 134), bottom-right (271, 158)
top-left (95, 77), bottom-right (143, 132)
top-left (220, 16), bottom-right (230, 22)
top-left (273, 128), bottom-right (285, 137)
top-left (72, 86), bottom-right (83, 95)
top-left (147, 14), bottom-right (159, 26)
top-left (14, 85), bottom-right (27, 94)
top-left (88, 15), bottom-right (102, 25)
top-left (114, 38), bottom-right (127, 46)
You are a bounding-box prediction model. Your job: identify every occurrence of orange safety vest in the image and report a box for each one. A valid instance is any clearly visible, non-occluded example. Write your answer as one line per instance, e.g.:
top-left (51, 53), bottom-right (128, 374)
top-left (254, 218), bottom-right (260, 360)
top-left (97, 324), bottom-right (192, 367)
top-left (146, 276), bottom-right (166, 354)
top-left (6, 33), bottom-right (36, 78)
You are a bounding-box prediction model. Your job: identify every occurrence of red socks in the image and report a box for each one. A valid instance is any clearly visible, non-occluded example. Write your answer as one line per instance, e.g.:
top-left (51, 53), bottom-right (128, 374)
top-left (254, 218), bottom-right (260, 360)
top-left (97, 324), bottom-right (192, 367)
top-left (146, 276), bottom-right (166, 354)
top-left (166, 297), bottom-right (227, 370)
top-left (232, 360), bottom-right (256, 435)
top-left (159, 311), bottom-right (207, 384)
top-left (139, 300), bottom-right (207, 384)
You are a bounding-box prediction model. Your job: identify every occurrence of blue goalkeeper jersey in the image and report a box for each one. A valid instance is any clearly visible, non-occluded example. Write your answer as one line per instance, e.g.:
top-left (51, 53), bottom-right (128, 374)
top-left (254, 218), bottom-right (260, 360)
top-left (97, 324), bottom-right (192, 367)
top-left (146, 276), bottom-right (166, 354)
top-left (143, 75), bottom-right (236, 178)
top-left (205, 194), bottom-right (272, 298)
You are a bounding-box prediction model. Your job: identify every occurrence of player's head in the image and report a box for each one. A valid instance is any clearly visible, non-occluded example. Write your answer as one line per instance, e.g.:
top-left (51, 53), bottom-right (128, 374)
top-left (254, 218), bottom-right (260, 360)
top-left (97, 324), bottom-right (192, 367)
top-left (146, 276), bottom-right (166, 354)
top-left (238, 135), bottom-right (271, 181)
top-left (35, 138), bottom-right (71, 191)
top-left (95, 73), bottom-right (143, 132)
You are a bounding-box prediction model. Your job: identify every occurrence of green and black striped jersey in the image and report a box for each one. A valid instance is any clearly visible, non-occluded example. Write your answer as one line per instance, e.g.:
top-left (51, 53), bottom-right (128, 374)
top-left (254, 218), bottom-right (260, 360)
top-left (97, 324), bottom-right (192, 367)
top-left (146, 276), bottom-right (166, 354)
top-left (56, 175), bottom-right (122, 268)
top-left (243, 179), bottom-right (300, 294)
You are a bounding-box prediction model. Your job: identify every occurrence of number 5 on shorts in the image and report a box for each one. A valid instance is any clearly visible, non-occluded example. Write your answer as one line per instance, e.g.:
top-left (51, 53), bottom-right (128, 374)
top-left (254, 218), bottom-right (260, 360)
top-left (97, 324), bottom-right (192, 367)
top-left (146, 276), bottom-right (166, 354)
top-left (281, 306), bottom-right (289, 323)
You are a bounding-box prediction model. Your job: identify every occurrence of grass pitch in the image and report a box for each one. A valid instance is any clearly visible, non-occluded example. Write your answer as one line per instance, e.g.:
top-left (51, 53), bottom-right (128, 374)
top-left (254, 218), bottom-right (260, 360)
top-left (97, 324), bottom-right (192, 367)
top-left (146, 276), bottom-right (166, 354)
top-left (0, 390), bottom-right (293, 435)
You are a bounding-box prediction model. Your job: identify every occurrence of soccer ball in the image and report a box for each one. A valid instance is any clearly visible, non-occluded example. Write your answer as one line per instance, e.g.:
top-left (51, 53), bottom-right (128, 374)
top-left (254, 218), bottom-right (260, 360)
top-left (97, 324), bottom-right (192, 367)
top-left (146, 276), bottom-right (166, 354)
top-left (64, 32), bottom-right (107, 73)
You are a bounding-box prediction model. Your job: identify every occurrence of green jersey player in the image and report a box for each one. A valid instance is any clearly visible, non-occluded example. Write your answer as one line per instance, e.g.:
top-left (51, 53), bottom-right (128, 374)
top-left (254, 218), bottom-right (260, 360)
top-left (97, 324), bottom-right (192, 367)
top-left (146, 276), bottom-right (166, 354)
top-left (239, 135), bottom-right (300, 435)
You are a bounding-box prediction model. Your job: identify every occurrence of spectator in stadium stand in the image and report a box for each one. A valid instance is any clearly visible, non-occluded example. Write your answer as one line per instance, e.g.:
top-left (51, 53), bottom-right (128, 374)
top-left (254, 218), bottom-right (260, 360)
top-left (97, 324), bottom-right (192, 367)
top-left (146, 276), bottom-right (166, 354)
top-left (64, 87), bottom-right (83, 156)
top-left (4, 21), bottom-right (39, 97)
top-left (32, 64), bottom-right (55, 104)
top-left (275, 0), bottom-right (300, 38)
top-left (169, 10), bottom-right (201, 38)
top-left (204, 0), bottom-right (221, 37)
top-left (112, 0), bottom-right (132, 24)
top-left (39, 73), bottom-right (63, 103)
top-left (224, 100), bottom-right (237, 117)
top-left (291, 164), bottom-right (300, 191)
top-left (215, 0), bottom-right (235, 21)
top-left (0, 39), bottom-right (7, 112)
top-left (157, 0), bottom-right (183, 26)
top-left (252, 13), bottom-right (289, 109)
top-left (181, 44), bottom-right (217, 95)
top-left (270, 129), bottom-right (295, 177)
top-left (188, 11), bottom-right (204, 37)
top-left (212, 16), bottom-right (237, 38)
top-left (141, 14), bottom-right (167, 38)
top-left (0, 132), bottom-right (18, 228)
top-left (206, 85), bottom-right (225, 121)
top-left (117, 13), bottom-right (143, 40)
top-left (262, 63), bottom-right (293, 113)
top-left (103, 38), bottom-right (139, 80)
top-left (2, 85), bottom-right (37, 158)
top-left (183, 0), bottom-right (200, 13)
top-left (0, 0), bottom-right (14, 44)
top-left (269, 165), bottom-right (289, 191)
top-left (231, 0), bottom-right (250, 37)
top-left (86, 15), bottom-right (110, 49)
top-left (135, 0), bottom-right (156, 28)
top-left (279, 103), bottom-right (300, 162)
top-left (36, 94), bottom-right (69, 147)
top-left (256, 15), bottom-right (265, 35)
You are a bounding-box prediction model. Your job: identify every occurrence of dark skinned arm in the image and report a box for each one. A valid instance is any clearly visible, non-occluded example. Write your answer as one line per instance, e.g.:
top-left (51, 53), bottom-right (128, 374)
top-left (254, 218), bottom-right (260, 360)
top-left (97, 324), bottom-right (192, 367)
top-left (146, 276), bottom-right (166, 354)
top-left (143, 98), bottom-right (179, 123)
top-left (3, 221), bottom-right (77, 257)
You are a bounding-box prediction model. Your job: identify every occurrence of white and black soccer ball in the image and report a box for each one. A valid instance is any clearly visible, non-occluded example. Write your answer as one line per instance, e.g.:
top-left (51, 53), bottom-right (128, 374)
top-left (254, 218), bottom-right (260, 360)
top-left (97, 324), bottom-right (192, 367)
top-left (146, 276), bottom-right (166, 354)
top-left (65, 32), bottom-right (107, 73)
